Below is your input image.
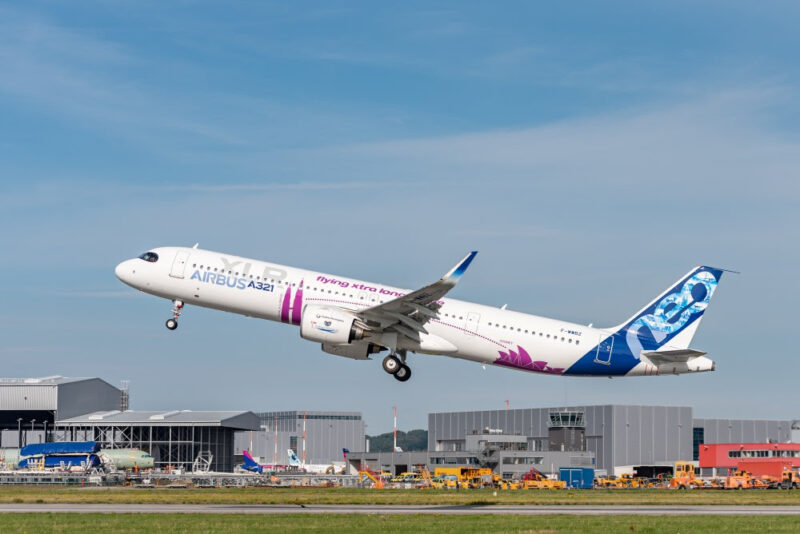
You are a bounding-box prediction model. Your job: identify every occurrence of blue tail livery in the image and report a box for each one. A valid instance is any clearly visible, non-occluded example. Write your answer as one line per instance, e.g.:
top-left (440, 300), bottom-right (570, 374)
top-left (565, 266), bottom-right (724, 376)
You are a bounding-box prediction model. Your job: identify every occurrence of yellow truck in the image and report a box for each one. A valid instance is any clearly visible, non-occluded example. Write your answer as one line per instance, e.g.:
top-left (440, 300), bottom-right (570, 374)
top-left (432, 467), bottom-right (499, 489)
top-left (502, 468), bottom-right (564, 490)
top-left (670, 461), bottom-right (720, 489)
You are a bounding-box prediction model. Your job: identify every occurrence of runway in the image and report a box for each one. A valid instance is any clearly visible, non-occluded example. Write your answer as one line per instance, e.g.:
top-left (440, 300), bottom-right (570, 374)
top-left (2, 504), bottom-right (800, 515)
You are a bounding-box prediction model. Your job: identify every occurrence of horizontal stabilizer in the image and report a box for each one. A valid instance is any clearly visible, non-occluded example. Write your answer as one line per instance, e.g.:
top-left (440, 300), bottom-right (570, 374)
top-left (642, 349), bottom-right (707, 366)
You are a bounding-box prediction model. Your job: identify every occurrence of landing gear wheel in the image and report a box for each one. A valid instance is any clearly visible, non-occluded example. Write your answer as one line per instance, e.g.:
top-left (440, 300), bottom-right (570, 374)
top-left (382, 355), bottom-right (401, 375)
top-left (166, 299), bottom-right (183, 331)
top-left (393, 364), bottom-right (411, 382)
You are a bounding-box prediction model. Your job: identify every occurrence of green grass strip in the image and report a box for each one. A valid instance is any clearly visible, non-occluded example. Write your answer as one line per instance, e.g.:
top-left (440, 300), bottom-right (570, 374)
top-left (2, 513), bottom-right (800, 533)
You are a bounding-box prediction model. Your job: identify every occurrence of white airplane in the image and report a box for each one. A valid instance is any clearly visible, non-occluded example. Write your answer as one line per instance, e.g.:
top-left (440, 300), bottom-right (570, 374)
top-left (115, 246), bottom-right (725, 381)
top-left (287, 449), bottom-right (343, 474)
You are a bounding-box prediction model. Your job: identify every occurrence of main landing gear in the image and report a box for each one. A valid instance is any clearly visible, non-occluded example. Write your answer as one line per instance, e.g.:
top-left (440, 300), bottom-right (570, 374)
top-left (382, 352), bottom-right (411, 382)
top-left (166, 299), bottom-right (183, 330)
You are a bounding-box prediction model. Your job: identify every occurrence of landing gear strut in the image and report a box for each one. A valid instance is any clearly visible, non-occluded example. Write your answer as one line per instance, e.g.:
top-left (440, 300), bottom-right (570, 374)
top-left (382, 352), bottom-right (411, 382)
top-left (166, 299), bottom-right (183, 330)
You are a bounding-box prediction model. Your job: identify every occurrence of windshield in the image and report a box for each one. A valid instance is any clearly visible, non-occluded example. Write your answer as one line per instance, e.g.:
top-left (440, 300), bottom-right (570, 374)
top-left (138, 252), bottom-right (159, 263)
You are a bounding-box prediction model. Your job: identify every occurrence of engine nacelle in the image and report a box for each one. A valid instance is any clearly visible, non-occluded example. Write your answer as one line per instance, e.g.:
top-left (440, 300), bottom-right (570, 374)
top-left (300, 304), bottom-right (369, 345)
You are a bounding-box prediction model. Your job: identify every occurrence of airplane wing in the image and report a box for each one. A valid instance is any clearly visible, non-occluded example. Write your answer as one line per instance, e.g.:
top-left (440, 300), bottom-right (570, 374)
top-left (641, 349), bottom-right (707, 367)
top-left (357, 251), bottom-right (477, 346)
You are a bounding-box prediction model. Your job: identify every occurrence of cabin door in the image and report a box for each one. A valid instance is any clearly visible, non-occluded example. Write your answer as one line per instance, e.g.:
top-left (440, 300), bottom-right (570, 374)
top-left (465, 312), bottom-right (481, 335)
top-left (170, 251), bottom-right (190, 279)
top-left (594, 334), bottom-right (614, 365)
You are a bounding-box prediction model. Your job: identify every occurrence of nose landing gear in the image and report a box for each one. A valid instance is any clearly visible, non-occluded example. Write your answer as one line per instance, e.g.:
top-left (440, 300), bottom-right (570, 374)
top-left (382, 351), bottom-right (411, 382)
top-left (166, 300), bottom-right (183, 330)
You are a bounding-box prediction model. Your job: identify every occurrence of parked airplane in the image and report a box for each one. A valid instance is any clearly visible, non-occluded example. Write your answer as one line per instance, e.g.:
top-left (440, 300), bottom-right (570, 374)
top-left (240, 450), bottom-right (282, 473)
top-left (287, 449), bottom-right (344, 474)
top-left (115, 246), bottom-right (726, 381)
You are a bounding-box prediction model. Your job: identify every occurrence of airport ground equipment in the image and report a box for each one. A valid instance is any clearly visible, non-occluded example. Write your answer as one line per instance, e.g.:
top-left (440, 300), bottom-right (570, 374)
top-left (669, 461), bottom-right (720, 489)
top-left (778, 468), bottom-right (800, 489)
top-left (433, 466), bottom-right (498, 489)
top-left (192, 451), bottom-right (214, 473)
top-left (596, 474), bottom-right (627, 488)
top-left (358, 467), bottom-right (384, 488)
top-left (560, 467), bottom-right (594, 489)
top-left (520, 468), bottom-right (565, 490)
top-left (724, 470), bottom-right (769, 490)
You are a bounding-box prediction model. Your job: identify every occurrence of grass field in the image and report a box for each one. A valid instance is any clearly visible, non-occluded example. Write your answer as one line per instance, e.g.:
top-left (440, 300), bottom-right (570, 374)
top-left (0, 487), bottom-right (799, 505)
top-left (2, 513), bottom-right (800, 533)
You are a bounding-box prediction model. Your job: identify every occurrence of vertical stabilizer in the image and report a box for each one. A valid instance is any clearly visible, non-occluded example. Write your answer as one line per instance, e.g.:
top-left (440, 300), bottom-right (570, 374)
top-left (615, 265), bottom-right (723, 357)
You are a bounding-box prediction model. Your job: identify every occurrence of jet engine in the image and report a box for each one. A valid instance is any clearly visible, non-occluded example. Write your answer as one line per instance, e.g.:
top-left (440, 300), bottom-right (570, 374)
top-left (300, 304), bottom-right (370, 345)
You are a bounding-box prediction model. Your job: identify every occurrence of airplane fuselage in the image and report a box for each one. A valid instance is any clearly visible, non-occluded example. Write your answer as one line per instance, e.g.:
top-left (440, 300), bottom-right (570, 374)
top-left (115, 247), bottom-right (717, 378)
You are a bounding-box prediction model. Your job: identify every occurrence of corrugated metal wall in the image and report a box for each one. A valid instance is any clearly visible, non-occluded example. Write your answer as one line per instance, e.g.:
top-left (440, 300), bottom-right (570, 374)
top-left (0, 379), bottom-right (121, 419)
top-left (695, 418), bottom-right (792, 443)
top-left (57, 379), bottom-right (122, 420)
top-left (234, 411), bottom-right (365, 465)
top-left (0, 385), bottom-right (57, 410)
top-left (429, 405), bottom-right (696, 471)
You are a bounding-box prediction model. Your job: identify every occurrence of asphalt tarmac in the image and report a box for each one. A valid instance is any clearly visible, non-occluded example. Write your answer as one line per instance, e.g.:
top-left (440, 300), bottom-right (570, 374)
top-left (1, 504), bottom-right (800, 515)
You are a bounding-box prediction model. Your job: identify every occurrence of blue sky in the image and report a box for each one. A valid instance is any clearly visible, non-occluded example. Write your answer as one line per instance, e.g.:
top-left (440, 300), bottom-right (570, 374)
top-left (1, 2), bottom-right (799, 433)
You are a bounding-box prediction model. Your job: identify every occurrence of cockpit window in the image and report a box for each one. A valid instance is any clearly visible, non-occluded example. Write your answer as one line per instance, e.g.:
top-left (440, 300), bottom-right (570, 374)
top-left (138, 252), bottom-right (159, 263)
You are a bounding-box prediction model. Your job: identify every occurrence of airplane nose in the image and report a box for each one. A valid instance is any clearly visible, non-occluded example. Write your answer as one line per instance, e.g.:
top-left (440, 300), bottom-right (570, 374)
top-left (115, 260), bottom-right (133, 284)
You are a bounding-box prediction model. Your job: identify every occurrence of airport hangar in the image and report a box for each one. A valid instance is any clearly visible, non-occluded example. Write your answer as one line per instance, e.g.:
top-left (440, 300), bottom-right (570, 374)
top-left (349, 406), bottom-right (798, 478)
top-left (232, 411), bottom-right (365, 467)
top-left (0, 377), bottom-right (796, 475)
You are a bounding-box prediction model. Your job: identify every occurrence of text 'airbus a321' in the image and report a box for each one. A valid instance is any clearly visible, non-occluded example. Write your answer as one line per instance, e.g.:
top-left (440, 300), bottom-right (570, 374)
top-left (115, 246), bottom-right (726, 382)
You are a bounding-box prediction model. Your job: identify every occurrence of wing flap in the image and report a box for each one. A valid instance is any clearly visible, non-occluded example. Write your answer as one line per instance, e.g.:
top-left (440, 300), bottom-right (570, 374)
top-left (357, 251), bottom-right (477, 346)
top-left (642, 349), bottom-right (707, 366)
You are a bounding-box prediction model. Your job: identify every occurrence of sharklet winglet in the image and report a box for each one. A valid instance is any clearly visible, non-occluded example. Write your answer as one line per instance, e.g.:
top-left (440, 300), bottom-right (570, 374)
top-left (444, 251), bottom-right (478, 282)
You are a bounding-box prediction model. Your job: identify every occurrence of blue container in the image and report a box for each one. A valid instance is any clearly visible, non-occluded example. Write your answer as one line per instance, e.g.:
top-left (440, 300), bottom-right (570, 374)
top-left (21, 441), bottom-right (99, 456)
top-left (559, 467), bottom-right (594, 489)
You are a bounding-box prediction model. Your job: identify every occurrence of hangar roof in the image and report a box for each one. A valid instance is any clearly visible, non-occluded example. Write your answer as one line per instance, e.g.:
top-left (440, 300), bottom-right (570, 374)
top-left (0, 376), bottom-right (106, 386)
top-left (56, 410), bottom-right (261, 430)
